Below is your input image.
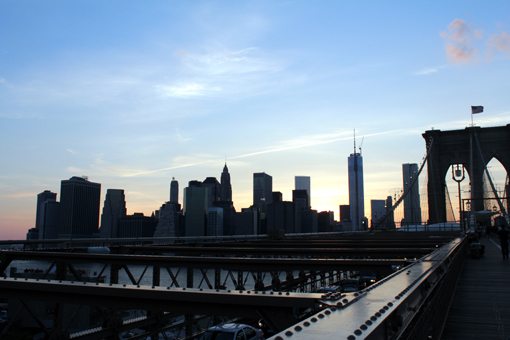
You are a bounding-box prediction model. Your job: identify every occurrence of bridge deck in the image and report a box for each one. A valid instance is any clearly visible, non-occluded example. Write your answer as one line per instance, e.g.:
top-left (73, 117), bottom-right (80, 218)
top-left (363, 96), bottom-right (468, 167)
top-left (443, 236), bottom-right (510, 340)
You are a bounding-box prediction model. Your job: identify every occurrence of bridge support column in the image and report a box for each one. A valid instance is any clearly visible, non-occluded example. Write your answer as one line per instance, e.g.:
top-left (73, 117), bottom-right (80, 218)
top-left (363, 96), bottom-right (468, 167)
top-left (214, 269), bottom-right (222, 289)
top-left (110, 264), bottom-right (120, 284)
top-left (152, 264), bottom-right (160, 287)
top-left (237, 271), bottom-right (245, 290)
top-left (186, 268), bottom-right (193, 288)
top-left (56, 262), bottom-right (66, 281)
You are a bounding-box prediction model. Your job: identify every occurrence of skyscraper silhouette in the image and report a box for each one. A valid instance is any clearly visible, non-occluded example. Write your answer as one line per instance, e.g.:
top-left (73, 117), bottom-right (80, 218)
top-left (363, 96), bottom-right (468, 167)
top-left (220, 163), bottom-right (232, 202)
top-left (348, 143), bottom-right (365, 230)
top-left (402, 163), bottom-right (422, 225)
top-left (170, 177), bottom-right (179, 204)
top-left (253, 172), bottom-right (272, 210)
top-left (100, 189), bottom-right (127, 238)
top-left (36, 190), bottom-right (56, 230)
top-left (59, 176), bottom-right (101, 238)
top-left (203, 177), bottom-right (221, 205)
top-left (35, 190), bottom-right (57, 239)
top-left (294, 176), bottom-right (311, 207)
top-left (184, 181), bottom-right (208, 236)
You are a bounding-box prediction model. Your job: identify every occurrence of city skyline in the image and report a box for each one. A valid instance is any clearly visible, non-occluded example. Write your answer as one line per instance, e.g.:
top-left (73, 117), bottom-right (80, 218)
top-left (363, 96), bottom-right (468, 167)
top-left (1, 1), bottom-right (510, 239)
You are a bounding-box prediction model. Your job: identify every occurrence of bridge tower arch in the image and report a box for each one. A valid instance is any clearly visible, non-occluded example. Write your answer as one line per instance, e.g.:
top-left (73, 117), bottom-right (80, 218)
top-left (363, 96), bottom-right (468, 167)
top-left (423, 124), bottom-right (510, 223)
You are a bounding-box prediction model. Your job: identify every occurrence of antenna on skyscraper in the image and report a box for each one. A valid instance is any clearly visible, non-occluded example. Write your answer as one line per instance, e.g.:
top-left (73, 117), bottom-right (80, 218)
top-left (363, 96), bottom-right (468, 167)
top-left (359, 136), bottom-right (364, 155)
top-left (353, 129), bottom-right (356, 154)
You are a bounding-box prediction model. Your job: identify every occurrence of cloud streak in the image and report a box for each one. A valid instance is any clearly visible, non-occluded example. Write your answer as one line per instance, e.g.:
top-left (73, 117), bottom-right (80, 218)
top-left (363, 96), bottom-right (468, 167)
top-left (156, 82), bottom-right (221, 98)
top-left (121, 128), bottom-right (418, 178)
top-left (155, 46), bottom-right (285, 100)
top-left (413, 65), bottom-right (448, 76)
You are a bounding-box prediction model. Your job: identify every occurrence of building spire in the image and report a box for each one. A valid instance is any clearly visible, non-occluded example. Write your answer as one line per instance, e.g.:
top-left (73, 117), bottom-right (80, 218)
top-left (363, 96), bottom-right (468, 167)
top-left (353, 128), bottom-right (357, 154)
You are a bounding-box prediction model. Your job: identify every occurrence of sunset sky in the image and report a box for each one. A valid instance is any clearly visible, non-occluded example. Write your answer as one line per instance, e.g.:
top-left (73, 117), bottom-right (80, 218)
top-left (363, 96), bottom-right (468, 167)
top-left (1, 1), bottom-right (510, 239)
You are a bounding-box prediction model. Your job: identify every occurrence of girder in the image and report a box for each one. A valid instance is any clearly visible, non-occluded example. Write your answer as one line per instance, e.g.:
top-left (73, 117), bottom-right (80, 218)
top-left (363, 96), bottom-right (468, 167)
top-left (0, 232), bottom-right (462, 339)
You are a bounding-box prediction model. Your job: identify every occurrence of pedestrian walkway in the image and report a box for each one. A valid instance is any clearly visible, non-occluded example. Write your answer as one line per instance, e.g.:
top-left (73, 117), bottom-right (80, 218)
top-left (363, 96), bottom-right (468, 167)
top-left (442, 236), bottom-right (510, 339)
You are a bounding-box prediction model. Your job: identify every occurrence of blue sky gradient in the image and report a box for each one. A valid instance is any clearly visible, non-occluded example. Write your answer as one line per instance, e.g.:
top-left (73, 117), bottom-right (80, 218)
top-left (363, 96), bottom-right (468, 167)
top-left (1, 1), bottom-right (510, 239)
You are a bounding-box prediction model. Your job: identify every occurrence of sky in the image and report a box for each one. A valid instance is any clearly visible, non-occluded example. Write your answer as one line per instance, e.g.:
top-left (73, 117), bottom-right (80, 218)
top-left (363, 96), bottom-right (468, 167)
top-left (1, 1), bottom-right (510, 240)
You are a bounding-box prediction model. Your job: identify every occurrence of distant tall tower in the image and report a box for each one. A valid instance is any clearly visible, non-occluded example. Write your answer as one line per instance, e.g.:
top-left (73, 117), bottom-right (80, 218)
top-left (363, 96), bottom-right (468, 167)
top-left (59, 176), bottom-right (101, 238)
top-left (100, 189), bottom-right (127, 238)
top-left (170, 177), bottom-right (179, 204)
top-left (348, 134), bottom-right (365, 230)
top-left (35, 190), bottom-right (57, 229)
top-left (295, 176), bottom-right (311, 207)
top-left (220, 163), bottom-right (232, 202)
top-left (36, 190), bottom-right (58, 239)
top-left (183, 181), bottom-right (208, 236)
top-left (203, 177), bottom-right (221, 205)
top-left (253, 172), bottom-right (273, 209)
top-left (402, 163), bottom-right (422, 225)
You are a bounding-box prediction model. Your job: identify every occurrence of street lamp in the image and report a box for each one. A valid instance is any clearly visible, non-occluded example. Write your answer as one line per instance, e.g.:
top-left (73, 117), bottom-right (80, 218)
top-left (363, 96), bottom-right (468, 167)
top-left (452, 164), bottom-right (466, 232)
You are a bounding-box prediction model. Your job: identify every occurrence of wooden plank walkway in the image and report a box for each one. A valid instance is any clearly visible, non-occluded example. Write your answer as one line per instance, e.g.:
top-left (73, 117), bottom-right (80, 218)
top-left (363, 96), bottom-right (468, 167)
top-left (442, 236), bottom-right (510, 340)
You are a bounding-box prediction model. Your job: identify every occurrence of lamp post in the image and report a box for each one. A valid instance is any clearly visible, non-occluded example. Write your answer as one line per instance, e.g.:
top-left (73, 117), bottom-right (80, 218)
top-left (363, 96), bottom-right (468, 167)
top-left (452, 164), bottom-right (466, 232)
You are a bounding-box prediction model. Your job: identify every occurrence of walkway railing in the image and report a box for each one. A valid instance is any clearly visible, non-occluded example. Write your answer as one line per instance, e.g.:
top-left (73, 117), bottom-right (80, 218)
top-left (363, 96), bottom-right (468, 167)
top-left (269, 236), bottom-right (466, 339)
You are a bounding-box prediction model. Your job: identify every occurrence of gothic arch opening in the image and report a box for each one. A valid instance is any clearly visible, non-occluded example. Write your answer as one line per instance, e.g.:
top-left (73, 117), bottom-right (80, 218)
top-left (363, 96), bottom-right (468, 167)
top-left (444, 164), bottom-right (471, 222)
top-left (483, 157), bottom-right (508, 214)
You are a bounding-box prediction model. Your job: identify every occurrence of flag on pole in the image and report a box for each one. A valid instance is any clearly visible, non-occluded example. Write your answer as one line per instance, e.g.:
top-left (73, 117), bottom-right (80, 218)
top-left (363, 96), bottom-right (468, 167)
top-left (471, 106), bottom-right (484, 114)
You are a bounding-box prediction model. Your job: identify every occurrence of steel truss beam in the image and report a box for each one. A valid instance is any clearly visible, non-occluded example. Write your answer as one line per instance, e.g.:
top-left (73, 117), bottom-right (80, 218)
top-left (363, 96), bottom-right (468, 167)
top-left (269, 237), bottom-right (466, 339)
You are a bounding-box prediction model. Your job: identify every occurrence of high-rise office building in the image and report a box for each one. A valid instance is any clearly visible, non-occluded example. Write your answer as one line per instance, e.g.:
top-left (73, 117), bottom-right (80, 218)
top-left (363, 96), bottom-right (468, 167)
top-left (266, 192), bottom-right (294, 234)
top-left (293, 189), bottom-right (309, 233)
top-left (233, 208), bottom-right (257, 235)
top-left (117, 213), bottom-right (156, 238)
top-left (59, 176), bottom-right (101, 238)
top-left (318, 211), bottom-right (334, 232)
top-left (220, 163), bottom-right (232, 202)
top-left (170, 177), bottom-right (179, 204)
top-left (253, 172), bottom-right (273, 209)
top-left (295, 176), bottom-right (311, 207)
top-left (371, 199), bottom-right (386, 228)
top-left (100, 189), bottom-right (126, 238)
top-left (203, 177), bottom-right (221, 205)
top-left (153, 202), bottom-right (180, 239)
top-left (41, 201), bottom-right (60, 239)
top-left (207, 207), bottom-right (224, 236)
top-left (35, 190), bottom-right (57, 239)
top-left (348, 149), bottom-right (365, 230)
top-left (184, 181), bottom-right (208, 236)
top-left (402, 163), bottom-right (422, 225)
top-left (36, 191), bottom-right (57, 230)
top-left (339, 204), bottom-right (351, 223)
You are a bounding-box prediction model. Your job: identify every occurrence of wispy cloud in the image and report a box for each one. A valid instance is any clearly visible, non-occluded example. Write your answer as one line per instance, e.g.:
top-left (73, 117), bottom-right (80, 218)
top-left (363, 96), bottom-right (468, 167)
top-left (122, 154), bottom-right (219, 177)
top-left (2, 191), bottom-right (35, 199)
top-left (121, 129), bottom-right (416, 178)
top-left (66, 166), bottom-right (85, 174)
top-left (413, 65), bottom-right (447, 76)
top-left (440, 19), bottom-right (510, 63)
top-left (174, 129), bottom-right (192, 143)
top-left (231, 130), bottom-right (354, 159)
top-left (156, 82), bottom-right (221, 98)
top-left (441, 19), bottom-right (482, 63)
top-left (488, 31), bottom-right (510, 57)
top-left (155, 46), bottom-right (284, 99)
top-left (181, 47), bottom-right (279, 76)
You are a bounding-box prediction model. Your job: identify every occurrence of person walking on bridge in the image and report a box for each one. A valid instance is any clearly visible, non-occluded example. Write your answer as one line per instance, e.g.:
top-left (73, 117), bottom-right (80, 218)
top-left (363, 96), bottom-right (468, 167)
top-left (497, 224), bottom-right (509, 260)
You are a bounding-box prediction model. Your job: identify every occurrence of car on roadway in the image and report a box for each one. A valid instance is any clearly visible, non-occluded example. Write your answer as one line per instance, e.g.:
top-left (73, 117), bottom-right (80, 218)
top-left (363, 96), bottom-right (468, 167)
top-left (201, 323), bottom-right (264, 340)
top-left (314, 285), bottom-right (341, 293)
